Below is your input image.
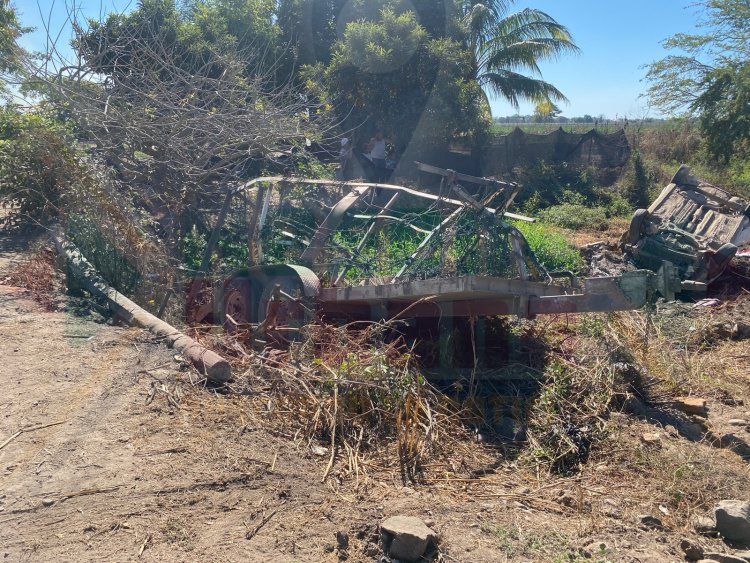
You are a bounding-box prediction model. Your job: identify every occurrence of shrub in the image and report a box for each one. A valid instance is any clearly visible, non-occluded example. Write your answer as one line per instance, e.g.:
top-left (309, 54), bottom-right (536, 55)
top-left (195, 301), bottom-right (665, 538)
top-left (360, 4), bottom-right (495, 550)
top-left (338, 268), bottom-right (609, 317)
top-left (537, 203), bottom-right (609, 231)
top-left (513, 221), bottom-right (584, 272)
top-left (0, 109), bottom-right (83, 225)
top-left (515, 161), bottom-right (598, 210)
top-left (625, 151), bottom-right (651, 208)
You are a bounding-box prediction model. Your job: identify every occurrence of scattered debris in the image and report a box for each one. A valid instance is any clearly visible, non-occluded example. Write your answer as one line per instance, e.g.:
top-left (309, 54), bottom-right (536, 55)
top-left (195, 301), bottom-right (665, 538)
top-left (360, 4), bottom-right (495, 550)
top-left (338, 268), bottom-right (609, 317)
top-left (244, 510), bottom-right (277, 541)
top-left (641, 432), bottom-right (662, 445)
top-left (138, 534), bottom-right (151, 558)
top-left (694, 515), bottom-right (719, 537)
top-left (0, 247), bottom-right (59, 310)
top-left (310, 445), bottom-right (328, 457)
top-left (380, 515), bottom-right (436, 562)
top-left (581, 241), bottom-right (635, 277)
top-left (639, 514), bottom-right (665, 530)
top-left (674, 397), bottom-right (708, 417)
top-left (695, 298), bottom-right (722, 308)
top-left (0, 420), bottom-right (66, 452)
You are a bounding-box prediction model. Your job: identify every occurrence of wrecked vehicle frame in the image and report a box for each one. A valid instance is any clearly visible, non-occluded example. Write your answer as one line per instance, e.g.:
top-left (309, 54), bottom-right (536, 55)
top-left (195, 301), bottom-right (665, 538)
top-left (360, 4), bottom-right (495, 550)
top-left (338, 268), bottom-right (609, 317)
top-left (625, 165), bottom-right (750, 287)
top-left (187, 163), bottom-right (688, 333)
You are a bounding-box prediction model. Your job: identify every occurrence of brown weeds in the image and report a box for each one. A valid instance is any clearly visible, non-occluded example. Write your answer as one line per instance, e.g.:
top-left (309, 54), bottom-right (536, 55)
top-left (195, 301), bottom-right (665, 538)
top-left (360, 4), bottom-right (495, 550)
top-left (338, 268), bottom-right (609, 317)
top-left (1, 246), bottom-right (59, 309)
top-left (212, 321), bottom-right (492, 486)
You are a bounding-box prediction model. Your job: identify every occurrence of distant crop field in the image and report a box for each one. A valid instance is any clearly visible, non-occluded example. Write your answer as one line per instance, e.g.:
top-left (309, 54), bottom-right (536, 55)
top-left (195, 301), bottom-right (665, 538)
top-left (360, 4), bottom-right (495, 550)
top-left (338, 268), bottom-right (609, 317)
top-left (490, 120), bottom-right (668, 136)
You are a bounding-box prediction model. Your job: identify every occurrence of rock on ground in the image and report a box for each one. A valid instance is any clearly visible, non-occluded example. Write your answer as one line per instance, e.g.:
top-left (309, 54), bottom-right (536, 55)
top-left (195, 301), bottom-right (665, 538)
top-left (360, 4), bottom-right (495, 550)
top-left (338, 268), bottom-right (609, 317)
top-left (702, 553), bottom-right (749, 563)
top-left (680, 538), bottom-right (704, 561)
top-left (381, 515), bottom-right (436, 562)
top-left (715, 500), bottom-right (750, 543)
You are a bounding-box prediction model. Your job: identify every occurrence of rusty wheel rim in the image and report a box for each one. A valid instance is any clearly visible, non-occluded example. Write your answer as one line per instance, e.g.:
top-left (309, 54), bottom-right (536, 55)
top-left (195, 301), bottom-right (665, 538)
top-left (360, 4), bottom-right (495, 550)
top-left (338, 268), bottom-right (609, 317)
top-left (224, 283), bottom-right (251, 325)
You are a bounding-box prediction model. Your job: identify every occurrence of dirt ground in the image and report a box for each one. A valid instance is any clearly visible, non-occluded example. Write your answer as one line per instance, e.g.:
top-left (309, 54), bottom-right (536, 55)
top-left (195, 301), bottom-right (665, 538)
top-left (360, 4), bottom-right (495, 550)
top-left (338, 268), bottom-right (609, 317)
top-left (2, 226), bottom-right (750, 562)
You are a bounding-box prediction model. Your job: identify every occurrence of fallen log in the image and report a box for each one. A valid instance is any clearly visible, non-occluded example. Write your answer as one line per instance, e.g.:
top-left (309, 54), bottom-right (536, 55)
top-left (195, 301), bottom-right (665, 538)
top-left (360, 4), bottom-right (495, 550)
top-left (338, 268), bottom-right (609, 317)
top-left (52, 231), bottom-right (231, 383)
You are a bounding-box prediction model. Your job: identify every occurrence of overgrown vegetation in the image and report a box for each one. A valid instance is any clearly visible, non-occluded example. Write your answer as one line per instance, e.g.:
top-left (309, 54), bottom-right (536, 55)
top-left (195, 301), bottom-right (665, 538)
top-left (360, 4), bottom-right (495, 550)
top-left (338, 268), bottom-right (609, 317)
top-left (206, 320), bottom-right (489, 485)
top-left (643, 0), bottom-right (750, 192)
top-left (513, 221), bottom-right (583, 272)
top-left (0, 110), bottom-right (82, 226)
top-left (1, 0), bottom-right (749, 506)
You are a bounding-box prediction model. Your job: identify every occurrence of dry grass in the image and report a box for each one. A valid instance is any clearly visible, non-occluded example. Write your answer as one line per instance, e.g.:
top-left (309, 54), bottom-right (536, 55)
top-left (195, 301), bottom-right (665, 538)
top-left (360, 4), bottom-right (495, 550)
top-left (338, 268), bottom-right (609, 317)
top-left (202, 320), bottom-right (495, 486)
top-left (562, 217), bottom-right (629, 248)
top-left (587, 418), bottom-right (750, 528)
top-left (610, 304), bottom-right (750, 405)
top-left (1, 246), bottom-right (59, 309)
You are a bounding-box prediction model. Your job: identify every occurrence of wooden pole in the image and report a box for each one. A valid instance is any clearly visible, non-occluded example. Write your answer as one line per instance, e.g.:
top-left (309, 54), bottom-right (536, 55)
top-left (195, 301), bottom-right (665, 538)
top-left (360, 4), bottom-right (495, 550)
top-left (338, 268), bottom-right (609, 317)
top-left (52, 231), bottom-right (231, 383)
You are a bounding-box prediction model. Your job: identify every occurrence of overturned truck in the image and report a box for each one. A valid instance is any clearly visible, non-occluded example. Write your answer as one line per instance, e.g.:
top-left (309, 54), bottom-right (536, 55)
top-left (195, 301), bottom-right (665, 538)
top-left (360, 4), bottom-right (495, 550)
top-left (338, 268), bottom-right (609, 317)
top-left (625, 165), bottom-right (750, 288)
top-left (187, 163), bottom-right (691, 340)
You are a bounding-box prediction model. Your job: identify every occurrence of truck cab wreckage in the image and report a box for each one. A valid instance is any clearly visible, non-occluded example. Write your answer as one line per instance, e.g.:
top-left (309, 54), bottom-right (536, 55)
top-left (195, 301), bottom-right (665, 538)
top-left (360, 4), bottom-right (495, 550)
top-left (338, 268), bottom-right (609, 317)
top-left (186, 163), bottom-right (694, 338)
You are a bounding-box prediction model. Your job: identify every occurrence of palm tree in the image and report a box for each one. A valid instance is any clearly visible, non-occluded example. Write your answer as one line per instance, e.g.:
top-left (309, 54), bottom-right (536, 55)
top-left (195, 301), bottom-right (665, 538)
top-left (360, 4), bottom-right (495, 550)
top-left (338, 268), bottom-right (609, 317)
top-left (461, 1), bottom-right (580, 108)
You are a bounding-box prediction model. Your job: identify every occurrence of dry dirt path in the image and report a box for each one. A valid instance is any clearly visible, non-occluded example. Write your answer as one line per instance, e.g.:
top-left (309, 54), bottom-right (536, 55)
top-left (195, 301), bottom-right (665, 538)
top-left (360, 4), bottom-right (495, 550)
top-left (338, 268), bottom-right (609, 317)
top-left (0, 230), bottom-right (351, 562)
top-left (0, 229), bottom-right (491, 562)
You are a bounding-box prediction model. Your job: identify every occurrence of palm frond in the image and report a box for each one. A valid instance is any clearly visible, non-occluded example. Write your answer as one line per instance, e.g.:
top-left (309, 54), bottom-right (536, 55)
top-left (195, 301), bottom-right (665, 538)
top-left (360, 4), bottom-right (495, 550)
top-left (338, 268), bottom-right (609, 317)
top-left (479, 69), bottom-right (569, 108)
top-left (466, 3), bottom-right (578, 110)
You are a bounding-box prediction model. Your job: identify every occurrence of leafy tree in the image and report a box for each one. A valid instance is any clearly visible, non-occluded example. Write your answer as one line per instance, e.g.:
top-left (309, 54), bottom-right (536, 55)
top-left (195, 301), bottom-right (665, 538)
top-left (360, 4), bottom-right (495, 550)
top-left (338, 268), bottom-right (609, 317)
top-left (534, 100), bottom-right (561, 121)
top-left (644, 0), bottom-right (750, 113)
top-left (0, 109), bottom-right (82, 225)
top-left (277, 0), bottom-right (455, 76)
top-left (310, 4), bottom-right (488, 155)
top-left (645, 0), bottom-right (750, 163)
top-left (0, 0), bottom-right (28, 97)
top-left (80, 0), bottom-right (280, 80)
top-left (458, 1), bottom-right (579, 108)
top-left (277, 0), bottom-right (347, 67)
top-left (693, 64), bottom-right (750, 163)
top-left (52, 0), bottom-right (323, 253)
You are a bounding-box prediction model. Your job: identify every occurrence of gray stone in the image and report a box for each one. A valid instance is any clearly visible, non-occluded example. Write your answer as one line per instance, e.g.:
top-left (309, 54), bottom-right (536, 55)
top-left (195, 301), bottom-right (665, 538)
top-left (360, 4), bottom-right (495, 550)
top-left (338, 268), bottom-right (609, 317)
top-left (715, 500), bottom-right (750, 543)
top-left (336, 531), bottom-right (349, 550)
top-left (694, 515), bottom-right (718, 536)
top-left (680, 538), bottom-right (704, 561)
top-left (381, 516), bottom-right (436, 562)
top-left (727, 419), bottom-right (748, 427)
top-left (703, 553), bottom-right (748, 563)
top-left (639, 514), bottom-right (664, 530)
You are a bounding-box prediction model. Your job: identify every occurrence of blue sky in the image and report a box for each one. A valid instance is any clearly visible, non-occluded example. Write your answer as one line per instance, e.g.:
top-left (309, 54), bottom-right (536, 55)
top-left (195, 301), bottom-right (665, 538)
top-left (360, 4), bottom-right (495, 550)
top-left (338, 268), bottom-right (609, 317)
top-left (16, 0), bottom-right (700, 119)
top-left (488, 0), bottom-right (700, 118)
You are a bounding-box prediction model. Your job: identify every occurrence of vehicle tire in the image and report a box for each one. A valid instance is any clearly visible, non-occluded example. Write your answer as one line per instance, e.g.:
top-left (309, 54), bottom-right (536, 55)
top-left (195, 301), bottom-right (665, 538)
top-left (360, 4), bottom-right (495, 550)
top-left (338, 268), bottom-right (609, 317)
top-left (712, 243), bottom-right (738, 270)
top-left (222, 276), bottom-right (256, 330)
top-left (256, 265), bottom-right (320, 335)
top-left (628, 209), bottom-right (649, 245)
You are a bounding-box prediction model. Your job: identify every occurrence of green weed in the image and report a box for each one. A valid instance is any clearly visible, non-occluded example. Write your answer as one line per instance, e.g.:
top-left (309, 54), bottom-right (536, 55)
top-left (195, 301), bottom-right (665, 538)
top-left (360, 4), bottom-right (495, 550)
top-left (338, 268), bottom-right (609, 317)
top-left (513, 221), bottom-right (584, 273)
top-left (538, 203), bottom-right (609, 231)
top-left (481, 522), bottom-right (571, 558)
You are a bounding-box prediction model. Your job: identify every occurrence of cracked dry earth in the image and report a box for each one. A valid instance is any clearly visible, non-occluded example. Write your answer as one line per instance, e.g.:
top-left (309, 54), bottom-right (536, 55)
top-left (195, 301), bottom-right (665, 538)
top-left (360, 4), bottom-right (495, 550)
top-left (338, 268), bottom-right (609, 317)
top-left (2, 225), bottom-right (750, 562)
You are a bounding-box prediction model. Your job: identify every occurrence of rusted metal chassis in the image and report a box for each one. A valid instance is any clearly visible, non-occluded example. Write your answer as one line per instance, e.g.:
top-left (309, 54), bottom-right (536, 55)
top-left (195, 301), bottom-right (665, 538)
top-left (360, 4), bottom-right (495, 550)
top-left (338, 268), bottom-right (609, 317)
top-left (198, 174), bottom-right (675, 323)
top-left (199, 176), bottom-right (533, 275)
top-left (315, 271), bottom-right (665, 320)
